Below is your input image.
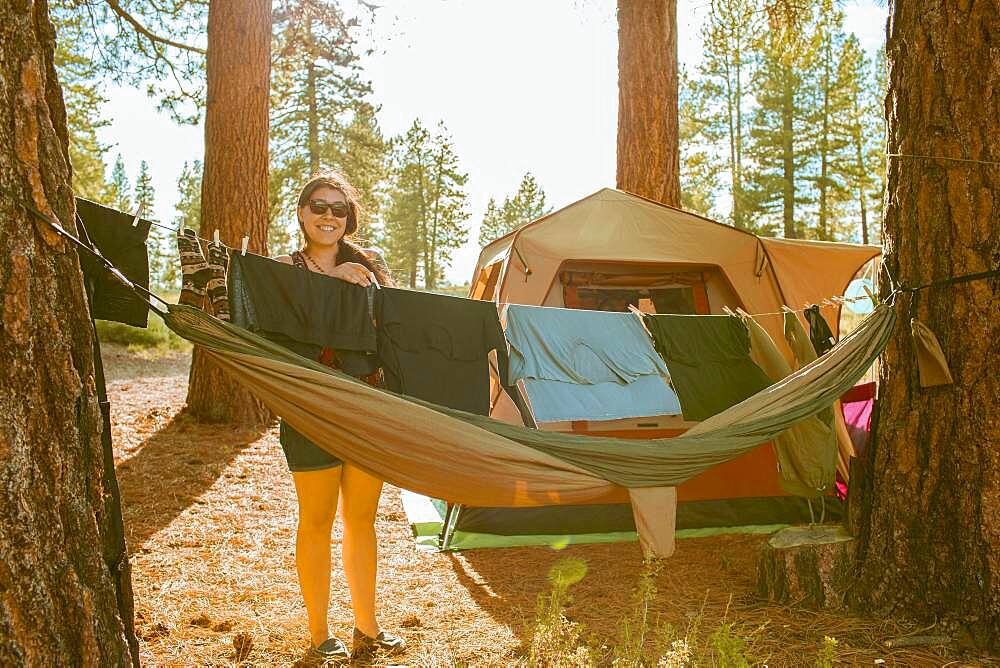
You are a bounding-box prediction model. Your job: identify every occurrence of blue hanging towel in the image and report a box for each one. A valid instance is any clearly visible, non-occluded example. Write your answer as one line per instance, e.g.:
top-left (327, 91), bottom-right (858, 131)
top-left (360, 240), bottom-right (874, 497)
top-left (505, 305), bottom-right (682, 423)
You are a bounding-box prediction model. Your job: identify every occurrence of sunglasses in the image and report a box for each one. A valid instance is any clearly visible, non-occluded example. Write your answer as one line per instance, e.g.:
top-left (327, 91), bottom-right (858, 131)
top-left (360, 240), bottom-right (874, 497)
top-left (308, 199), bottom-right (350, 218)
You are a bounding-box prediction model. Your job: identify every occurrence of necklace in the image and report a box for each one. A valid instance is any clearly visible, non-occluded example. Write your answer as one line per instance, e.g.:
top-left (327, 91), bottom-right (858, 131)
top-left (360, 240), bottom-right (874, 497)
top-left (302, 251), bottom-right (332, 276)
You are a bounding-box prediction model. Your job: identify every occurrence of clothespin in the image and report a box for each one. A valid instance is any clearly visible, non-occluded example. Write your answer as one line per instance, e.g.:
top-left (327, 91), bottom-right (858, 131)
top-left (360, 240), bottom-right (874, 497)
top-left (240, 236), bottom-right (249, 256)
top-left (370, 274), bottom-right (381, 290)
top-left (213, 229), bottom-right (220, 244)
top-left (721, 305), bottom-right (737, 317)
top-left (131, 203), bottom-right (144, 227)
top-left (780, 305), bottom-right (795, 314)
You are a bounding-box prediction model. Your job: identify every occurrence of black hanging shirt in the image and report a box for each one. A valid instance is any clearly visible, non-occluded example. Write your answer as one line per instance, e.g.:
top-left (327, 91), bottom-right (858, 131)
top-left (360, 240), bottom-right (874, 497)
top-left (75, 198), bottom-right (151, 328)
top-left (374, 288), bottom-right (525, 419)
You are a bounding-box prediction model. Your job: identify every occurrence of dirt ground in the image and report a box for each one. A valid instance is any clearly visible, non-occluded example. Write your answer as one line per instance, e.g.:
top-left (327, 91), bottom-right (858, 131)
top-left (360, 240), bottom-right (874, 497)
top-left (105, 343), bottom-right (994, 667)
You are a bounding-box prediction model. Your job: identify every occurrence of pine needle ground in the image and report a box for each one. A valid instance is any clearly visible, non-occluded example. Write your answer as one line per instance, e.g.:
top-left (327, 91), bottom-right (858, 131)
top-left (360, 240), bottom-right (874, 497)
top-left (105, 345), bottom-right (996, 666)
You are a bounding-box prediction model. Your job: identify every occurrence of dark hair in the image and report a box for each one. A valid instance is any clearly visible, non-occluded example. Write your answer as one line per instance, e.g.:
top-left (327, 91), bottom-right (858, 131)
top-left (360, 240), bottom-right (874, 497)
top-left (296, 170), bottom-right (392, 286)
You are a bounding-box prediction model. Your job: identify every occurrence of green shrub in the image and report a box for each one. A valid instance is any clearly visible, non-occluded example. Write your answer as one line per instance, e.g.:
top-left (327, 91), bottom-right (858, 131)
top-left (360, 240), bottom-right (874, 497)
top-left (95, 312), bottom-right (190, 351)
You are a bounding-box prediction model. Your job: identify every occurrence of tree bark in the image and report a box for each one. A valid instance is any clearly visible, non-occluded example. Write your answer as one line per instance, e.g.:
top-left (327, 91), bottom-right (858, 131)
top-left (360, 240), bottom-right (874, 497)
top-left (781, 70), bottom-right (797, 239)
top-left (616, 0), bottom-right (680, 207)
top-left (851, 0), bottom-right (1000, 650)
top-left (0, 0), bottom-right (136, 663)
top-left (186, 0), bottom-right (272, 424)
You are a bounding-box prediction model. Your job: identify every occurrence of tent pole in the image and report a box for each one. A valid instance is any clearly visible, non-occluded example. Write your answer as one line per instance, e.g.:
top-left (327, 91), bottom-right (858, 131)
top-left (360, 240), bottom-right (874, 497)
top-left (441, 503), bottom-right (463, 550)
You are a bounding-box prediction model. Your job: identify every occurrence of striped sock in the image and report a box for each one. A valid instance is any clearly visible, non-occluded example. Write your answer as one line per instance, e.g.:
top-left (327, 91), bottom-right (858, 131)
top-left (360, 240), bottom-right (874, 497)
top-left (205, 237), bottom-right (230, 321)
top-left (176, 228), bottom-right (210, 308)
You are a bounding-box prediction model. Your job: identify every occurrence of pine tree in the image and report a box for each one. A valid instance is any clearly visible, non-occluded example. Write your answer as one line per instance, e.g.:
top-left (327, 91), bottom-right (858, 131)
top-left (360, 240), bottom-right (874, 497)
top-left (679, 67), bottom-right (723, 217)
top-left (698, 0), bottom-right (764, 228)
top-left (744, 30), bottom-right (815, 238)
top-left (422, 123), bottom-right (469, 290)
top-left (53, 14), bottom-right (112, 201)
top-left (269, 0), bottom-right (385, 246)
top-left (173, 160), bottom-right (203, 233)
top-left (383, 121), bottom-right (432, 288)
top-left (382, 120), bottom-right (469, 290)
top-left (337, 104), bottom-right (388, 240)
top-left (478, 198), bottom-right (504, 247)
top-left (108, 155), bottom-right (132, 213)
top-left (134, 161), bottom-right (169, 290)
top-left (803, 0), bottom-right (853, 240)
top-left (133, 161), bottom-right (155, 216)
top-left (837, 36), bottom-right (878, 244)
top-left (865, 47), bottom-right (887, 242)
top-left (478, 173), bottom-right (552, 245)
top-left (49, 0), bottom-right (207, 123)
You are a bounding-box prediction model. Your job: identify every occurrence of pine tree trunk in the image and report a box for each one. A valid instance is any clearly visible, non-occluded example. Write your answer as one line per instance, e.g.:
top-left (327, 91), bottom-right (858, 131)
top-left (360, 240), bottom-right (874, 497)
top-left (819, 57), bottom-right (831, 241)
top-left (305, 12), bottom-right (320, 175)
top-left (782, 72), bottom-right (796, 239)
top-left (734, 46), bottom-right (744, 229)
top-left (307, 60), bottom-right (320, 174)
top-left (854, 127), bottom-right (869, 245)
top-left (186, 0), bottom-right (272, 425)
top-left (851, 0), bottom-right (1000, 649)
top-left (0, 0), bottom-right (136, 663)
top-left (616, 0), bottom-right (680, 207)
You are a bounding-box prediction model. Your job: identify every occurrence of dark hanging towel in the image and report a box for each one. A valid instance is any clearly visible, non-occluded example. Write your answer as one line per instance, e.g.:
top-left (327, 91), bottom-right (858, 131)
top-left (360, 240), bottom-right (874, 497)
top-left (804, 305), bottom-right (836, 355)
top-left (75, 197), bottom-right (152, 328)
top-left (227, 251), bottom-right (378, 377)
top-left (374, 287), bottom-right (529, 421)
top-left (643, 313), bottom-right (773, 422)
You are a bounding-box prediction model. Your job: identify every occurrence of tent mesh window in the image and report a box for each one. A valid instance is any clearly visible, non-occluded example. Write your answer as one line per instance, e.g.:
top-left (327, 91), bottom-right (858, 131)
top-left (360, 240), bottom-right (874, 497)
top-left (559, 268), bottom-right (710, 314)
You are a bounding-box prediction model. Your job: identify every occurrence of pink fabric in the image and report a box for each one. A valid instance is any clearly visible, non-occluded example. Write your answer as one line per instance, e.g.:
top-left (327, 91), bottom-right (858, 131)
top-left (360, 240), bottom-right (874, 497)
top-left (836, 382), bottom-right (876, 500)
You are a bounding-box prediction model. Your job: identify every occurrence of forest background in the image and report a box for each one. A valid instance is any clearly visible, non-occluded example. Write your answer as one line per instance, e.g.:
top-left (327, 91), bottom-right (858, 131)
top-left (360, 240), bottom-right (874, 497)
top-left (57, 0), bottom-right (887, 293)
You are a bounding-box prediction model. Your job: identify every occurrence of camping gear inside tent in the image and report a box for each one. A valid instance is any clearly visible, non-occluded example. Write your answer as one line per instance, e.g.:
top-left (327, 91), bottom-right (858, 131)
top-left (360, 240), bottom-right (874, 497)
top-left (413, 188), bottom-right (881, 550)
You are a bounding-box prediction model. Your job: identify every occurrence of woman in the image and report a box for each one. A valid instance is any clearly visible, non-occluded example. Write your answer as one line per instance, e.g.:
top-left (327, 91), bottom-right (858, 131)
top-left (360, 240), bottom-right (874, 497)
top-left (274, 171), bottom-right (404, 662)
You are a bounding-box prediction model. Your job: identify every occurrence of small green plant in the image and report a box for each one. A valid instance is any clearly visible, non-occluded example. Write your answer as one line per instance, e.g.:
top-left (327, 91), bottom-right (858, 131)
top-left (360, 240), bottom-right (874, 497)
top-left (527, 557), bottom-right (592, 667)
top-left (708, 623), bottom-right (751, 668)
top-left (815, 635), bottom-right (838, 668)
top-left (614, 557), bottom-right (664, 666)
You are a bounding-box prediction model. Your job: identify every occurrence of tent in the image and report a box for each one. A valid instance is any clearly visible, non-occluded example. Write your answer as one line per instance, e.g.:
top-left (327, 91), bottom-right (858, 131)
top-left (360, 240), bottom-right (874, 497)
top-left (409, 189), bottom-right (881, 550)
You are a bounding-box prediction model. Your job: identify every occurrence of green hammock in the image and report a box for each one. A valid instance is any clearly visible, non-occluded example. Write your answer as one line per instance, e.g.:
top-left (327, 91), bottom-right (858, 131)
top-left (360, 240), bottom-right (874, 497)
top-left (161, 299), bottom-right (894, 500)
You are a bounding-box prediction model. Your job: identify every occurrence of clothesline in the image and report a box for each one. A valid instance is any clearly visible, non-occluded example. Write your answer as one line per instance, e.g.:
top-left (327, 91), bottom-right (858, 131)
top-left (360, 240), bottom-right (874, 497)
top-left (9, 190), bottom-right (991, 326)
top-left (4, 189), bottom-right (874, 323)
top-left (726, 298), bottom-right (867, 319)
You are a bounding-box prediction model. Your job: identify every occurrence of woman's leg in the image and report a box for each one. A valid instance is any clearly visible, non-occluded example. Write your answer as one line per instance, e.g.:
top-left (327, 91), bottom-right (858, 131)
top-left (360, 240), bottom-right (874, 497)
top-left (339, 463), bottom-right (384, 636)
top-left (291, 466), bottom-right (343, 647)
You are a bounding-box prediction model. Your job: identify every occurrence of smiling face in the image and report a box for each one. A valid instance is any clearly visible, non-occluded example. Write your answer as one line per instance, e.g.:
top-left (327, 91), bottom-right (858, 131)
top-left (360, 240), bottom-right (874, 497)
top-left (298, 185), bottom-right (349, 248)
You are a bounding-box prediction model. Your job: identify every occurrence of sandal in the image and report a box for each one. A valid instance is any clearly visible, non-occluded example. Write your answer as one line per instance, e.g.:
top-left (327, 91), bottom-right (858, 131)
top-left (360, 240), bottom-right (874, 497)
top-left (307, 637), bottom-right (350, 664)
top-left (352, 627), bottom-right (406, 658)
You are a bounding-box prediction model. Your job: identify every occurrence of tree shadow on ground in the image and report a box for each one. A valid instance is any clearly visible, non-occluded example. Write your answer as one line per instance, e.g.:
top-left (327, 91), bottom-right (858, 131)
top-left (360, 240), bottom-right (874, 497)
top-left (115, 411), bottom-right (270, 550)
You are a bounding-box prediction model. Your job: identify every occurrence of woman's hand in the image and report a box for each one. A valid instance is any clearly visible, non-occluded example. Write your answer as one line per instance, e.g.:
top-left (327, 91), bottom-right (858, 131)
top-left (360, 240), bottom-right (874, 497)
top-left (329, 262), bottom-right (375, 287)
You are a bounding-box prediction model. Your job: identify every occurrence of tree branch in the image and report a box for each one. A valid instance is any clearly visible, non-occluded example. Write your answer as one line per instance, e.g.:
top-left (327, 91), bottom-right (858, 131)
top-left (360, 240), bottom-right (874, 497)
top-left (103, 0), bottom-right (206, 55)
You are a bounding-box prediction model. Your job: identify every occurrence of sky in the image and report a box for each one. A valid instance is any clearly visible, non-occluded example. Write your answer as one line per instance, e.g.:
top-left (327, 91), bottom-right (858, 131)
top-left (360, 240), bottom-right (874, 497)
top-left (96, 0), bottom-right (888, 284)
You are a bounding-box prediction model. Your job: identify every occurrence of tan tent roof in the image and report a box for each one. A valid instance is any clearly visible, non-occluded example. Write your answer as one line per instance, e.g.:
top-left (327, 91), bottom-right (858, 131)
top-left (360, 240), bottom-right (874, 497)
top-left (471, 188), bottom-right (880, 352)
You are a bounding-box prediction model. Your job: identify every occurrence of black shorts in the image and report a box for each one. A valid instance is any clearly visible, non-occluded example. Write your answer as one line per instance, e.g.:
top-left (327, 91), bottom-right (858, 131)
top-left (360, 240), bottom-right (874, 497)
top-left (279, 420), bottom-right (343, 472)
